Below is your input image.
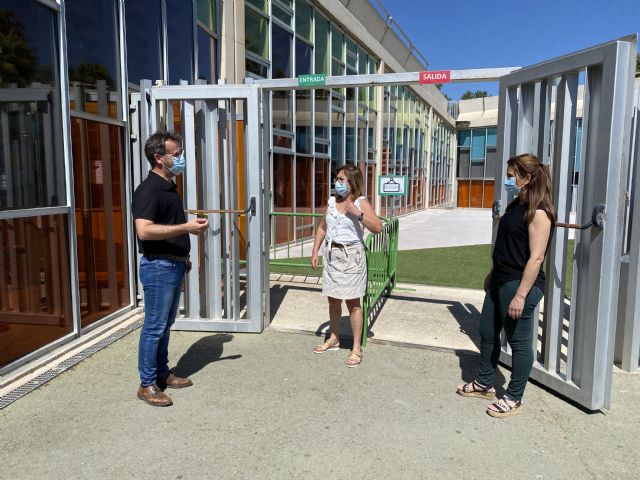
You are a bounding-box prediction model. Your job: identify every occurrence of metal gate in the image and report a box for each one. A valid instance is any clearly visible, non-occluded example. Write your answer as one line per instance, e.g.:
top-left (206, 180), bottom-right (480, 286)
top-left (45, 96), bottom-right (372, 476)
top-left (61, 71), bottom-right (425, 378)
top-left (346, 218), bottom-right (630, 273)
top-left (494, 35), bottom-right (637, 409)
top-left (131, 82), bottom-right (270, 333)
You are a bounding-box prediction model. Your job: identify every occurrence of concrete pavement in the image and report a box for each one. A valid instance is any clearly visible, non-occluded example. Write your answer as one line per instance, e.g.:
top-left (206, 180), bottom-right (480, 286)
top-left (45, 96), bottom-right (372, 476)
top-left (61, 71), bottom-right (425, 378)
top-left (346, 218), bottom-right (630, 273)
top-left (1, 323), bottom-right (638, 479)
top-left (1, 207), bottom-right (638, 479)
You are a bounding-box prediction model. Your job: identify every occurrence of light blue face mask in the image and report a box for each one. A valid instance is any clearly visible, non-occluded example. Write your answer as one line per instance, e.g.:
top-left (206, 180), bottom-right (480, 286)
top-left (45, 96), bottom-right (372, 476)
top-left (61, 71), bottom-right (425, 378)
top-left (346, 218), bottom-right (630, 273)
top-left (335, 181), bottom-right (349, 197)
top-left (166, 154), bottom-right (186, 176)
top-left (504, 176), bottom-right (521, 195)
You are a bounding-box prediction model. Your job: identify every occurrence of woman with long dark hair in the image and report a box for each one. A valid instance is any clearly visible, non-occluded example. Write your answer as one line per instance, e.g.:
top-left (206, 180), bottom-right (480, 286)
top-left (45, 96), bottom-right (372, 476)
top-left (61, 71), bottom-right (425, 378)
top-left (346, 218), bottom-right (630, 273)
top-left (457, 154), bottom-right (556, 417)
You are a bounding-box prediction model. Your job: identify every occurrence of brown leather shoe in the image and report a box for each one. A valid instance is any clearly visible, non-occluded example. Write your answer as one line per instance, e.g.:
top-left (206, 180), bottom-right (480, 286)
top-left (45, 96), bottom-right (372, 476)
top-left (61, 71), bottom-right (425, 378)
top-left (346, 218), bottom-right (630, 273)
top-left (137, 384), bottom-right (173, 407)
top-left (157, 369), bottom-right (193, 389)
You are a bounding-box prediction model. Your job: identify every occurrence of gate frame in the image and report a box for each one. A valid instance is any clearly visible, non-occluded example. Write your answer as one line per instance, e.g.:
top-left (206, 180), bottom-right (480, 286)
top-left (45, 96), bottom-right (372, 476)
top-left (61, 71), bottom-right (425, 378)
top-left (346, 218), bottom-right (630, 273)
top-left (137, 83), bottom-right (271, 333)
top-left (494, 35), bottom-right (638, 410)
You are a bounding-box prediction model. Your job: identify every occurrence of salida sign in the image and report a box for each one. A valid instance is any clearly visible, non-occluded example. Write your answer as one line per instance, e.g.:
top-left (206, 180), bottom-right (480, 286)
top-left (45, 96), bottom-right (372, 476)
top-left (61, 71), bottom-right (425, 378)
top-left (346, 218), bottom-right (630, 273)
top-left (419, 70), bottom-right (451, 84)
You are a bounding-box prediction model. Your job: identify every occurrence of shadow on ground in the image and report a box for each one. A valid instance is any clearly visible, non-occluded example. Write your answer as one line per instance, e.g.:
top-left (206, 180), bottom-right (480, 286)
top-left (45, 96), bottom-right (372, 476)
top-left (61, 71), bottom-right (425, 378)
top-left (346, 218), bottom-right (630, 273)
top-left (174, 333), bottom-right (241, 378)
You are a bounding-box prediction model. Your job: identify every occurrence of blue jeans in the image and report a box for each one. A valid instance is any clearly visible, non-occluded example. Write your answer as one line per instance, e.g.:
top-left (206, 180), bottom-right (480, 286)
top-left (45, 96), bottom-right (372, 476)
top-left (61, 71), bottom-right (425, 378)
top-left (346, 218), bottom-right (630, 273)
top-left (476, 279), bottom-right (544, 401)
top-left (138, 257), bottom-right (187, 387)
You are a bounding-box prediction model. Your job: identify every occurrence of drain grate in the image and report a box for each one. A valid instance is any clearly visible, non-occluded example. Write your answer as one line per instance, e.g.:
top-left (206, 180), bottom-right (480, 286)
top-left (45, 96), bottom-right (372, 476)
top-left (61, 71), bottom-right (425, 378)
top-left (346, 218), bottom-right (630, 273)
top-left (0, 318), bottom-right (143, 410)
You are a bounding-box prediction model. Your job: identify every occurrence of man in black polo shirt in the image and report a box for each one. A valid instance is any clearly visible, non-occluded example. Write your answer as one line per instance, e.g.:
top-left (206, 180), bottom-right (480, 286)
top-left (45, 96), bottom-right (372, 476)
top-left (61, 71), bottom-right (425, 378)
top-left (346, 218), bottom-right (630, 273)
top-left (132, 131), bottom-right (208, 407)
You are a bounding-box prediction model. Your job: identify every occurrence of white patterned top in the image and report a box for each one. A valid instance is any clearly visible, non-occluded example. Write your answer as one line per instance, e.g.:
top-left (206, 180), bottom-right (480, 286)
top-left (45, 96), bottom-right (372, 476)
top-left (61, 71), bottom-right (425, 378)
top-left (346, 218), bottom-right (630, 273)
top-left (324, 195), bottom-right (366, 246)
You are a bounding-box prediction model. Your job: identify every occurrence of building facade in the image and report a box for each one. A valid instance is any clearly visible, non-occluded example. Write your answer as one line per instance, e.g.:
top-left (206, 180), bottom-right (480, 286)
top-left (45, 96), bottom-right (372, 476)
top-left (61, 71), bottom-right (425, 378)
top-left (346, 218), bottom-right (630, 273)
top-left (454, 93), bottom-right (583, 209)
top-left (0, 0), bottom-right (455, 375)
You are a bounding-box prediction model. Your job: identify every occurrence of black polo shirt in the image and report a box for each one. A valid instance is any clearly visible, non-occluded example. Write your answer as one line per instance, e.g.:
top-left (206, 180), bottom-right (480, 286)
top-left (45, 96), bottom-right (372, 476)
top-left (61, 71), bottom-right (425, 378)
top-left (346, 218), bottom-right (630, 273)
top-left (132, 171), bottom-right (190, 256)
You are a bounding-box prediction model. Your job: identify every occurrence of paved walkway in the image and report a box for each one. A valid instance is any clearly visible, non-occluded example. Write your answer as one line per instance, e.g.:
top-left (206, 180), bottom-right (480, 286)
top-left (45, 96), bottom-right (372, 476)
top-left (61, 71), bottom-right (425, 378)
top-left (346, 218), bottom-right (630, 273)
top-left (1, 208), bottom-right (637, 478)
top-left (1, 321), bottom-right (638, 479)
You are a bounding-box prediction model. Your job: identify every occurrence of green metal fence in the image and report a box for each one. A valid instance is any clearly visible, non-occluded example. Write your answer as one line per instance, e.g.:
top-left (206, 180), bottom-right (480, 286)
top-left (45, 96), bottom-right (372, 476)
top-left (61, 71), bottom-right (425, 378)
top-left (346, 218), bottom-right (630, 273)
top-left (269, 212), bottom-right (399, 346)
top-left (361, 216), bottom-right (399, 345)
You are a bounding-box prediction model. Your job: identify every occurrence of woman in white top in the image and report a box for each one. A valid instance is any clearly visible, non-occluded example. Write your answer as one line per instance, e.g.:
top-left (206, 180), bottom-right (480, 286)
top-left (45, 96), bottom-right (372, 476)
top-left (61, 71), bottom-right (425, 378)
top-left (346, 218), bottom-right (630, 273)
top-left (311, 165), bottom-right (383, 367)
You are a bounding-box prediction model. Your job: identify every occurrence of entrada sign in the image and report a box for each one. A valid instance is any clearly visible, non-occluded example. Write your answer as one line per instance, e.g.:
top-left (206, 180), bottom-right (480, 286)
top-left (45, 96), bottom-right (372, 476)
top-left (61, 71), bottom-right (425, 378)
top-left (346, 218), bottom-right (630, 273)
top-left (419, 70), bottom-right (451, 84)
top-left (298, 73), bottom-right (326, 86)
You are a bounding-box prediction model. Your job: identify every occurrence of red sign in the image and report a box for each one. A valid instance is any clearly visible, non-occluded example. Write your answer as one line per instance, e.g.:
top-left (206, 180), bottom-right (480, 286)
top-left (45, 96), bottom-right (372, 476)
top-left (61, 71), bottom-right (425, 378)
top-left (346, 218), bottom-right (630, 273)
top-left (419, 70), bottom-right (451, 84)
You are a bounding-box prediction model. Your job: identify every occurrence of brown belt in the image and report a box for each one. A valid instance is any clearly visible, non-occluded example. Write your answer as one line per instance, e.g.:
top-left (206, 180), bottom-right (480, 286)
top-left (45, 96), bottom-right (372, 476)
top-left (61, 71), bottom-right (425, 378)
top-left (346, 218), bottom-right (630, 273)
top-left (145, 254), bottom-right (189, 262)
top-left (330, 242), bottom-right (357, 249)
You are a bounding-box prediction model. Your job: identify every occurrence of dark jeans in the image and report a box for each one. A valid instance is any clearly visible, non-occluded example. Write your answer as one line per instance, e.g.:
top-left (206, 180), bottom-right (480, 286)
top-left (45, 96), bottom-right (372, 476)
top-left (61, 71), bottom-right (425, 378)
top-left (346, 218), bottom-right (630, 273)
top-left (476, 279), bottom-right (544, 401)
top-left (138, 257), bottom-right (187, 387)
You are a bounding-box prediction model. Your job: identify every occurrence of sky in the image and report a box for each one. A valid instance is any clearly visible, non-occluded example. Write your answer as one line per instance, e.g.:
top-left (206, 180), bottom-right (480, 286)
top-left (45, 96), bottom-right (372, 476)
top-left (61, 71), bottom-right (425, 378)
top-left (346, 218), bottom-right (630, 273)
top-left (380, 0), bottom-right (640, 100)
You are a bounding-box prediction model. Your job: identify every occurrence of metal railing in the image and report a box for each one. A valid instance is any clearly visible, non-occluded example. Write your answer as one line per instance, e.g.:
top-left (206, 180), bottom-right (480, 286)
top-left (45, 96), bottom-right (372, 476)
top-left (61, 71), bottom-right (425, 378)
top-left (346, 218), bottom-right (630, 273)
top-left (362, 216), bottom-right (399, 345)
top-left (269, 212), bottom-right (323, 268)
top-left (268, 212), bottom-right (399, 346)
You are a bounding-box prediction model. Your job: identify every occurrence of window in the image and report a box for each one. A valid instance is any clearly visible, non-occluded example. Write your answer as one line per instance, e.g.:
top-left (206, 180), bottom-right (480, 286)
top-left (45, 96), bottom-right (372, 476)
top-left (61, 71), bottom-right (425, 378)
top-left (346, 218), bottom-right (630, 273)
top-left (197, 27), bottom-right (216, 83)
top-left (315, 15), bottom-right (329, 74)
top-left (245, 7), bottom-right (269, 58)
top-left (0, 1), bottom-right (66, 210)
top-left (125, 0), bottom-right (162, 86)
top-left (66, 0), bottom-right (121, 118)
top-left (295, 38), bottom-right (312, 76)
top-left (70, 118), bottom-right (130, 326)
top-left (295, 0), bottom-right (312, 41)
top-left (166, 0), bottom-right (194, 84)
top-left (272, 24), bottom-right (292, 78)
top-left (197, 0), bottom-right (217, 32)
top-left (471, 129), bottom-right (486, 161)
top-left (296, 90), bottom-right (312, 154)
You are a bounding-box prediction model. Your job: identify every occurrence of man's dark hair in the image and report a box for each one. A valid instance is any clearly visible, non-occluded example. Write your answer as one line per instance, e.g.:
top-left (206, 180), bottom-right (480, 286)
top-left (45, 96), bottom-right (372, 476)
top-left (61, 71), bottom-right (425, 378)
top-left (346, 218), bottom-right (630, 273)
top-left (144, 131), bottom-right (183, 168)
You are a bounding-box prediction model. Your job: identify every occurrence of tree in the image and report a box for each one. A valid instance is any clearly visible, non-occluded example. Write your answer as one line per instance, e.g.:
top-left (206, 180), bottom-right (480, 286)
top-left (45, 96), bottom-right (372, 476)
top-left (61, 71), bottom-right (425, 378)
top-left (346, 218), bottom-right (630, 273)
top-left (69, 63), bottom-right (115, 89)
top-left (0, 10), bottom-right (37, 87)
top-left (460, 90), bottom-right (489, 100)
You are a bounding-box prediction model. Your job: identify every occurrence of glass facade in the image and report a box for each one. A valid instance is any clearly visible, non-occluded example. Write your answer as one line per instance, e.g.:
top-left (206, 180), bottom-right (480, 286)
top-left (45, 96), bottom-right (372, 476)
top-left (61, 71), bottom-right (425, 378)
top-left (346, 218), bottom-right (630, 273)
top-left (1, 0), bottom-right (454, 372)
top-left (244, 0), bottom-right (455, 236)
top-left (1, 1), bottom-right (74, 368)
top-left (0, 0), bottom-right (227, 371)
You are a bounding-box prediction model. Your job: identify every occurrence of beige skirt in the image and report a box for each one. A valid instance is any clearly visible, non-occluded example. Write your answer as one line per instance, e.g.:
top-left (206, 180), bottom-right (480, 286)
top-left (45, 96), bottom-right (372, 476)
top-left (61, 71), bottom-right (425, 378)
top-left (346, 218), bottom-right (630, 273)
top-left (322, 243), bottom-right (367, 299)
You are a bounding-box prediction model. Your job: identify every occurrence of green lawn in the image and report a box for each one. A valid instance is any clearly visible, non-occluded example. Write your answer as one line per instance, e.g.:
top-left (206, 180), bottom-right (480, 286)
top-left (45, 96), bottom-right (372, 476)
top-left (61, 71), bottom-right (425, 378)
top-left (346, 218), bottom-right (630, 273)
top-left (396, 245), bottom-right (492, 289)
top-left (270, 241), bottom-right (574, 297)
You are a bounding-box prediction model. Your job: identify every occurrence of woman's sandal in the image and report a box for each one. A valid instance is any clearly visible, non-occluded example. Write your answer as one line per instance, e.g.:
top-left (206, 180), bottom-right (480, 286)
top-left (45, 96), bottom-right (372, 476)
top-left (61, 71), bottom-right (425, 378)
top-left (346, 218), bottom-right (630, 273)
top-left (486, 396), bottom-right (523, 418)
top-left (456, 380), bottom-right (496, 400)
top-left (313, 340), bottom-right (340, 354)
top-left (345, 350), bottom-right (363, 368)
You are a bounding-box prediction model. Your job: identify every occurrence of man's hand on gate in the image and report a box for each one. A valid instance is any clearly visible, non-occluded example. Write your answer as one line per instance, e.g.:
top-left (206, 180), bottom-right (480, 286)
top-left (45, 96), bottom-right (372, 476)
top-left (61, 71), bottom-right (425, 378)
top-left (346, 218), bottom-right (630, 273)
top-left (185, 217), bottom-right (208, 234)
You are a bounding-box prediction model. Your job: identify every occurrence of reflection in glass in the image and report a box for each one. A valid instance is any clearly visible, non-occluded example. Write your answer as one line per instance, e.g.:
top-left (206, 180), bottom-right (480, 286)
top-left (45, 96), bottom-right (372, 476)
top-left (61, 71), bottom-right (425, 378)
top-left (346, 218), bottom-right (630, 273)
top-left (272, 91), bottom-right (293, 131)
top-left (66, 0), bottom-right (120, 118)
top-left (246, 57), bottom-right (268, 78)
top-left (296, 90), bottom-right (311, 154)
top-left (295, 38), bottom-right (312, 76)
top-left (71, 118), bottom-right (130, 327)
top-left (197, 27), bottom-right (216, 83)
top-left (272, 24), bottom-right (292, 78)
top-left (245, 7), bottom-right (269, 58)
top-left (0, 215), bottom-right (73, 367)
top-left (315, 16), bottom-right (329, 74)
top-left (273, 154), bottom-right (293, 244)
top-left (331, 26), bottom-right (343, 62)
top-left (296, 156), bottom-right (313, 211)
top-left (0, 100), bottom-right (66, 210)
top-left (315, 90), bottom-right (329, 139)
top-left (197, 0), bottom-right (216, 32)
top-left (295, 0), bottom-right (312, 41)
top-left (125, 0), bottom-right (162, 87)
top-left (331, 110), bottom-right (344, 176)
top-left (314, 158), bottom-right (329, 208)
top-left (167, 0), bottom-right (194, 84)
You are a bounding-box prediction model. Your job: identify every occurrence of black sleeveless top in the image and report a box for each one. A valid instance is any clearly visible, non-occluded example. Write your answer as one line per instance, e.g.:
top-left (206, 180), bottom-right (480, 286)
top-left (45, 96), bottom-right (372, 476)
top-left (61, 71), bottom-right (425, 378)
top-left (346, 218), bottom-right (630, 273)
top-left (492, 201), bottom-right (549, 293)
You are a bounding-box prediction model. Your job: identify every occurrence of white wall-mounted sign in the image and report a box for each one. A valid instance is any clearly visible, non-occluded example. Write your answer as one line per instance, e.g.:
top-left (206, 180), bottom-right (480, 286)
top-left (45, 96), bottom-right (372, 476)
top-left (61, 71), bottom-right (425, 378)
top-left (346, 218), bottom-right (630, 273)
top-left (378, 175), bottom-right (407, 196)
